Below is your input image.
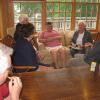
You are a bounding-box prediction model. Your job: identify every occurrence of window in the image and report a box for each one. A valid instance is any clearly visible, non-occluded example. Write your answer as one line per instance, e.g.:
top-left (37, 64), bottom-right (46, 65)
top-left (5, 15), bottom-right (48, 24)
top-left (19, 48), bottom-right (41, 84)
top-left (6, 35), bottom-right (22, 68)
top-left (75, 0), bottom-right (99, 30)
top-left (46, 1), bottom-right (72, 30)
top-left (13, 0), bottom-right (99, 32)
top-left (14, 1), bottom-right (42, 32)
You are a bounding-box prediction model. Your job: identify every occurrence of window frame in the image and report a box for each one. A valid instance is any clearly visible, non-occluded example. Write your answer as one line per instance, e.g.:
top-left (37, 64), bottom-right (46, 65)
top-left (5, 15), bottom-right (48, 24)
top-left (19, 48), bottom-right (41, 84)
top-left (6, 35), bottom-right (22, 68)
top-left (13, 0), bottom-right (100, 32)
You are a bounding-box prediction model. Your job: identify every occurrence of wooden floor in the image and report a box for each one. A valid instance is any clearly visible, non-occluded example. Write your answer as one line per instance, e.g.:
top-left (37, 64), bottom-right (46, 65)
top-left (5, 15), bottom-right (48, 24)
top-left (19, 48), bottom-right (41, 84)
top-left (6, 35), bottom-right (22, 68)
top-left (16, 66), bottom-right (100, 100)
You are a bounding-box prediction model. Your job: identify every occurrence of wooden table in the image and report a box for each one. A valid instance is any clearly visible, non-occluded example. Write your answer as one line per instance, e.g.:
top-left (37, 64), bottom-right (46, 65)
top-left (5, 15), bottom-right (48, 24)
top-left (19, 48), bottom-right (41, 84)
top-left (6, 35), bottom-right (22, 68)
top-left (17, 66), bottom-right (100, 100)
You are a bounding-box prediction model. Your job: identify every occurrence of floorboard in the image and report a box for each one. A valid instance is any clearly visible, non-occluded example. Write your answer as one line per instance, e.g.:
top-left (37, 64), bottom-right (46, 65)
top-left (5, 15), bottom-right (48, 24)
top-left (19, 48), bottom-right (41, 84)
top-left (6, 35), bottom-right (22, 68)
top-left (15, 66), bottom-right (100, 100)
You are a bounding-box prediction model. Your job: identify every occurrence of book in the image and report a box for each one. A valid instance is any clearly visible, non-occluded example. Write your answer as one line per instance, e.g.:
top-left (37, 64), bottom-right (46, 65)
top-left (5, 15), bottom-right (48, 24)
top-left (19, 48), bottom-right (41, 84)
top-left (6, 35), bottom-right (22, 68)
top-left (90, 62), bottom-right (96, 72)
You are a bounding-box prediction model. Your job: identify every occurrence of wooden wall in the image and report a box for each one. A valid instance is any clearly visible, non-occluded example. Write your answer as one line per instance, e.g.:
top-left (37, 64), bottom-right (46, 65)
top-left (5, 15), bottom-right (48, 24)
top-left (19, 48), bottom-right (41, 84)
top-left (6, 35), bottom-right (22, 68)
top-left (0, 0), bottom-right (14, 38)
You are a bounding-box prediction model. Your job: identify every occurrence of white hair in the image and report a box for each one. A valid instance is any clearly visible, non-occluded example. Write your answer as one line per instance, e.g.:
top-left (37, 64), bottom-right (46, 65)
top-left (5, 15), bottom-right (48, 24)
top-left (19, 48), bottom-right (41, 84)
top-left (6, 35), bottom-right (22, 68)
top-left (19, 14), bottom-right (28, 23)
top-left (78, 20), bottom-right (86, 26)
top-left (0, 43), bottom-right (13, 74)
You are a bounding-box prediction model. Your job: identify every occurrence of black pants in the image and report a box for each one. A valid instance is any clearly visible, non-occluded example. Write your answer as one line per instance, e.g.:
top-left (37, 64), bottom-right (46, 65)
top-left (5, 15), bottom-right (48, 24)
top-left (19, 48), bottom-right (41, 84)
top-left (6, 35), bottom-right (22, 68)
top-left (70, 48), bottom-right (81, 58)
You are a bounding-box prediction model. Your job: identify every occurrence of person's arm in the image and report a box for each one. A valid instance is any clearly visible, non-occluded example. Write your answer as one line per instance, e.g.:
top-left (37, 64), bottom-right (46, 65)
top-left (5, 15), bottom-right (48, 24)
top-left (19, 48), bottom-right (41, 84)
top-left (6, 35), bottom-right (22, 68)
top-left (39, 38), bottom-right (47, 43)
top-left (84, 31), bottom-right (93, 48)
top-left (46, 30), bottom-right (62, 42)
top-left (46, 34), bottom-right (62, 42)
top-left (39, 31), bottom-right (62, 43)
top-left (38, 32), bottom-right (46, 44)
top-left (8, 76), bottom-right (22, 100)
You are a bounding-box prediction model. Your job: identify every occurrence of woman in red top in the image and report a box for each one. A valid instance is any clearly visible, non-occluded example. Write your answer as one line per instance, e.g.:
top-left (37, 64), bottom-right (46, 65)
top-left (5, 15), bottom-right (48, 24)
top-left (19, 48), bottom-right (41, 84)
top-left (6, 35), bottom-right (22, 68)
top-left (0, 43), bottom-right (22, 100)
top-left (39, 22), bottom-right (68, 68)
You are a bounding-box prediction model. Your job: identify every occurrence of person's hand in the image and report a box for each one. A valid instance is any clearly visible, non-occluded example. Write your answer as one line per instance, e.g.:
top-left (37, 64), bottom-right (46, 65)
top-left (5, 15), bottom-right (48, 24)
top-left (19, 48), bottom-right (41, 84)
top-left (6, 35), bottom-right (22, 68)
top-left (76, 44), bottom-right (82, 49)
top-left (71, 43), bottom-right (76, 47)
top-left (37, 51), bottom-right (44, 60)
top-left (46, 37), bottom-right (54, 42)
top-left (47, 36), bottom-right (60, 42)
top-left (84, 42), bottom-right (93, 48)
top-left (8, 76), bottom-right (22, 100)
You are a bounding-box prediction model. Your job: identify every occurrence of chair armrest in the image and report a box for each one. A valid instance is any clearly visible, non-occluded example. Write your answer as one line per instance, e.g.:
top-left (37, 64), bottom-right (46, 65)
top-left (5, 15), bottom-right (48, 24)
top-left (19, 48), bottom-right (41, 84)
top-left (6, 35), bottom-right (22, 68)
top-left (14, 66), bottom-right (33, 69)
top-left (38, 42), bottom-right (46, 50)
top-left (13, 66), bottom-right (36, 74)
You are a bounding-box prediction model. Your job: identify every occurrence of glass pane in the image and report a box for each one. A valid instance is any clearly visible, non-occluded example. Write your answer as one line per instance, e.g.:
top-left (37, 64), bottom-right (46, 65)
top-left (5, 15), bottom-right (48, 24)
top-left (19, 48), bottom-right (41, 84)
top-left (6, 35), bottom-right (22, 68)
top-left (92, 4), bottom-right (98, 17)
top-left (81, 5), bottom-right (86, 13)
top-left (59, 13), bottom-right (65, 17)
top-left (66, 13), bottom-right (71, 17)
top-left (14, 3), bottom-right (21, 23)
top-left (87, 4), bottom-right (92, 17)
top-left (47, 12), bottom-right (53, 18)
top-left (66, 4), bottom-right (72, 12)
top-left (76, 0), bottom-right (86, 2)
top-left (60, 3), bottom-right (66, 12)
top-left (53, 13), bottom-right (59, 17)
top-left (60, 3), bottom-right (72, 12)
top-left (46, 0), bottom-right (72, 2)
top-left (14, 2), bottom-right (42, 32)
top-left (46, 3), bottom-right (53, 12)
top-left (46, 0), bottom-right (51, 1)
top-left (66, 0), bottom-right (72, 2)
top-left (76, 13), bottom-right (81, 17)
top-left (53, 3), bottom-right (59, 12)
top-left (92, 0), bottom-right (99, 3)
top-left (47, 13), bottom-right (53, 22)
top-left (66, 13), bottom-right (71, 30)
top-left (86, 0), bottom-right (92, 2)
top-left (76, 4), bottom-right (81, 13)
top-left (76, 0), bottom-right (99, 2)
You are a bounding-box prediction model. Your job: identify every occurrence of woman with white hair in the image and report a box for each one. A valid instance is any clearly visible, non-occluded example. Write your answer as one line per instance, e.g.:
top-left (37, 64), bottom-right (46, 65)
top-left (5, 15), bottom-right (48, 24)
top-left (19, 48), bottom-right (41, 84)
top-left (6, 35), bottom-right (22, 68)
top-left (70, 20), bottom-right (93, 57)
top-left (14, 14), bottom-right (34, 41)
top-left (0, 43), bottom-right (22, 100)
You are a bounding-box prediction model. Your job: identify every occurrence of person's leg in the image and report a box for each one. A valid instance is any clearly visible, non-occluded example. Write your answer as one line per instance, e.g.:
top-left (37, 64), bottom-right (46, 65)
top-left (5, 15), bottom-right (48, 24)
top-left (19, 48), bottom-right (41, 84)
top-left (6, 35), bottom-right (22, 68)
top-left (58, 47), bottom-right (67, 68)
top-left (70, 48), bottom-right (79, 58)
top-left (50, 49), bottom-right (58, 68)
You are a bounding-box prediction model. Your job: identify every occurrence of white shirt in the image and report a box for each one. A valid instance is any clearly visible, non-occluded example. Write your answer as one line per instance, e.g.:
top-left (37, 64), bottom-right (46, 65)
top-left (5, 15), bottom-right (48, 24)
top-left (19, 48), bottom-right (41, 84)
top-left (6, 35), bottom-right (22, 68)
top-left (76, 32), bottom-right (84, 46)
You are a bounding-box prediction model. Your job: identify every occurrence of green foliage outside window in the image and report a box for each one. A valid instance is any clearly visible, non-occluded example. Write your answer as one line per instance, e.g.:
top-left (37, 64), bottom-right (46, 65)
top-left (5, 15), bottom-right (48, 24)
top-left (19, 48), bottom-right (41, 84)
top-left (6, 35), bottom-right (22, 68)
top-left (14, 0), bottom-right (99, 31)
top-left (47, 0), bottom-right (72, 2)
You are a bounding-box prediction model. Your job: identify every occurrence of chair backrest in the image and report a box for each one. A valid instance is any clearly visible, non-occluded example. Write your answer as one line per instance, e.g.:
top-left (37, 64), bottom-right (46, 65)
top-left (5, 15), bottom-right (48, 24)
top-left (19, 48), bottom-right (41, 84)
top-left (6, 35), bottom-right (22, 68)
top-left (1, 35), bottom-right (15, 48)
top-left (7, 27), bottom-right (15, 37)
top-left (12, 66), bottom-right (39, 77)
top-left (95, 32), bottom-right (100, 41)
top-left (64, 31), bottom-right (74, 46)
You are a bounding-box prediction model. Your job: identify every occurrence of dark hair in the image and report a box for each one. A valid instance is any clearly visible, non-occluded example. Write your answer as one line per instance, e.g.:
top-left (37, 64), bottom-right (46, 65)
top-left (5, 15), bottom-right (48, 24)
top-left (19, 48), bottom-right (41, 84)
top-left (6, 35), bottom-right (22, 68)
top-left (22, 23), bottom-right (35, 38)
top-left (46, 22), bottom-right (53, 26)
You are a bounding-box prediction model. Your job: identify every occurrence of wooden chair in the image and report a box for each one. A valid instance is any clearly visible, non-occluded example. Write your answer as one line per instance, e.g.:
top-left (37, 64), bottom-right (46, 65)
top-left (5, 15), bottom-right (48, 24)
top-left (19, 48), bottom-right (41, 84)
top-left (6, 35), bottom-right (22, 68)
top-left (12, 66), bottom-right (36, 77)
top-left (12, 66), bottom-right (38, 73)
top-left (1, 35), bottom-right (15, 48)
top-left (12, 67), bottom-right (45, 78)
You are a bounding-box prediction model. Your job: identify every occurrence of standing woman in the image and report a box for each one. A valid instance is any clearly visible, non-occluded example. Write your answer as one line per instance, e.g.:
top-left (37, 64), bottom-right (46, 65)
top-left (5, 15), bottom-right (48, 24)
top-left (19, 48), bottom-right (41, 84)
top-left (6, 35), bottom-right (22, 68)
top-left (70, 20), bottom-right (93, 57)
top-left (14, 14), bottom-right (33, 41)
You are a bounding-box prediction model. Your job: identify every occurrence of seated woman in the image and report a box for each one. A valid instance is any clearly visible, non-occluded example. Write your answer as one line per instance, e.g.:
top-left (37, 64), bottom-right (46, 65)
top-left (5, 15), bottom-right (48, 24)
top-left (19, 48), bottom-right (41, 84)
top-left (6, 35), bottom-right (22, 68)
top-left (70, 20), bottom-right (93, 58)
top-left (12, 23), bottom-right (42, 72)
top-left (39, 22), bottom-right (67, 68)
